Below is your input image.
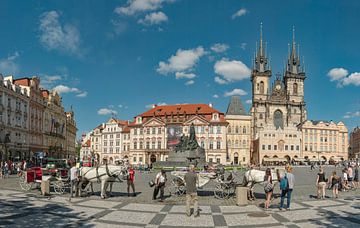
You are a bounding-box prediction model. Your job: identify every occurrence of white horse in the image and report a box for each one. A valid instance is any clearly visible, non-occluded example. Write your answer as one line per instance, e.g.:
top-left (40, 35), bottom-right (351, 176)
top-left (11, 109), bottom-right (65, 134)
top-left (79, 164), bottom-right (128, 199)
top-left (242, 168), bottom-right (285, 200)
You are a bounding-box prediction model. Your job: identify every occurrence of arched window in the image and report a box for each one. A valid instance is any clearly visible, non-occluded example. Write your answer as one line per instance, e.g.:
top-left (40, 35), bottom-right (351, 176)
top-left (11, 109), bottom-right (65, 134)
top-left (293, 83), bottom-right (298, 95)
top-left (260, 81), bottom-right (264, 94)
top-left (235, 126), bottom-right (239, 133)
top-left (259, 114), bottom-right (263, 119)
top-left (274, 110), bottom-right (284, 130)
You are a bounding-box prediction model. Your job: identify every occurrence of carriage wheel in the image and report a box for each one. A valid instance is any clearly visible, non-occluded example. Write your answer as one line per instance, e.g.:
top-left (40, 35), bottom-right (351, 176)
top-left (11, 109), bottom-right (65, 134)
top-left (214, 183), bottom-right (230, 199)
top-left (19, 175), bottom-right (32, 191)
top-left (53, 181), bottom-right (66, 194)
top-left (169, 181), bottom-right (186, 196)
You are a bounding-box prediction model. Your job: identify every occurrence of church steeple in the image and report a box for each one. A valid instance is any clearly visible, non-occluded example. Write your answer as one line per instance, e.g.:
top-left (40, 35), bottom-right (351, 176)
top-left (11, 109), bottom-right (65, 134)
top-left (254, 22), bottom-right (269, 72)
top-left (287, 26), bottom-right (301, 74)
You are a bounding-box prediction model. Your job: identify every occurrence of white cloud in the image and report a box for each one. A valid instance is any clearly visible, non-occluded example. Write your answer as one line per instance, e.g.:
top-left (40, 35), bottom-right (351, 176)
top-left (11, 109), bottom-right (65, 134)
top-left (118, 104), bottom-right (123, 108)
top-left (327, 68), bottom-right (348, 81)
top-left (342, 72), bottom-right (360, 86)
top-left (0, 52), bottom-right (20, 75)
top-left (328, 68), bottom-right (360, 87)
top-left (185, 80), bottom-right (194, 86)
top-left (138, 11), bottom-right (168, 25)
top-left (211, 43), bottom-right (229, 53)
top-left (110, 19), bottom-right (127, 36)
top-left (175, 72), bottom-right (196, 79)
top-left (145, 102), bottom-right (167, 109)
top-left (115, 0), bottom-right (173, 16)
top-left (98, 108), bottom-right (117, 115)
top-left (245, 99), bottom-right (252, 104)
top-left (224, 88), bottom-right (247, 97)
top-left (214, 58), bottom-right (251, 84)
top-left (232, 8), bottom-right (247, 19)
top-left (157, 46), bottom-right (206, 75)
top-left (76, 91), bottom-right (88, 97)
top-left (240, 42), bottom-right (247, 50)
top-left (214, 76), bottom-right (228, 85)
top-left (213, 94), bottom-right (219, 98)
top-left (343, 111), bottom-right (360, 119)
top-left (52, 84), bottom-right (87, 98)
top-left (39, 11), bottom-right (81, 55)
top-left (40, 74), bottom-right (62, 88)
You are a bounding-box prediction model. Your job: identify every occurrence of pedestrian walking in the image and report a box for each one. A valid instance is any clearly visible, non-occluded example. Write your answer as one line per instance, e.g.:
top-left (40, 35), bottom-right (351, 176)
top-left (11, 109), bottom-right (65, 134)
top-left (263, 168), bottom-right (274, 210)
top-left (310, 163), bottom-right (315, 171)
top-left (354, 165), bottom-right (359, 189)
top-left (153, 169), bottom-right (167, 202)
top-left (341, 168), bottom-right (350, 191)
top-left (127, 165), bottom-right (136, 197)
top-left (279, 166), bottom-right (295, 210)
top-left (69, 163), bottom-right (79, 201)
top-left (4, 161), bottom-right (9, 178)
top-left (184, 164), bottom-right (199, 217)
top-left (330, 171), bottom-right (340, 198)
top-left (316, 168), bottom-right (327, 199)
top-left (347, 165), bottom-right (354, 189)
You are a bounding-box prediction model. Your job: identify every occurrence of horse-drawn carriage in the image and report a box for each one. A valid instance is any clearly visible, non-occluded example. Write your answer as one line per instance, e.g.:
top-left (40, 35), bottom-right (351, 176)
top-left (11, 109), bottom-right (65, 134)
top-left (170, 167), bottom-right (237, 199)
top-left (18, 159), bottom-right (71, 194)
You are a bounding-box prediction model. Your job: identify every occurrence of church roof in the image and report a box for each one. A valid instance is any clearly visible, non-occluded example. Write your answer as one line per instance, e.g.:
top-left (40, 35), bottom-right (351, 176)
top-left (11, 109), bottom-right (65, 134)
top-left (226, 96), bottom-right (247, 115)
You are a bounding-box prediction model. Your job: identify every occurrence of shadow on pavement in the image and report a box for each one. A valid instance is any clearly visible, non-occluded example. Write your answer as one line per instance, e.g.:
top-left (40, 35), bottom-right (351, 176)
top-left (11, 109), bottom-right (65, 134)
top-left (0, 198), bottom-right (94, 227)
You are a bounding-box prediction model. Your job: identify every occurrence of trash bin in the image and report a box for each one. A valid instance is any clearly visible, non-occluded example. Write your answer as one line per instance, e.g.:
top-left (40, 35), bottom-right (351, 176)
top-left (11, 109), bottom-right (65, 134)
top-left (41, 176), bottom-right (51, 196)
top-left (236, 186), bottom-right (248, 206)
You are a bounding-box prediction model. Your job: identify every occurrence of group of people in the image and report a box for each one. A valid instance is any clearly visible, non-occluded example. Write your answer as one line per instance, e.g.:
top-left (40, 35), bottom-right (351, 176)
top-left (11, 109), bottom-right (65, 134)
top-left (263, 165), bottom-right (295, 210)
top-left (316, 165), bottom-right (359, 199)
top-left (0, 160), bottom-right (29, 178)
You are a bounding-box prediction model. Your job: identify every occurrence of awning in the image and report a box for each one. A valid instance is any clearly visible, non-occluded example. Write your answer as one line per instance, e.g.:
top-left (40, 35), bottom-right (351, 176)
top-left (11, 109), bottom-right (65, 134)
top-left (308, 157), bottom-right (325, 162)
top-left (329, 157), bottom-right (343, 162)
top-left (263, 157), bottom-right (288, 162)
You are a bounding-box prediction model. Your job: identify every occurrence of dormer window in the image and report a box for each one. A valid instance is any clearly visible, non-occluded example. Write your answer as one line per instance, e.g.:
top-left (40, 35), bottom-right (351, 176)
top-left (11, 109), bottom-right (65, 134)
top-left (212, 113), bottom-right (218, 121)
top-left (136, 116), bottom-right (142, 124)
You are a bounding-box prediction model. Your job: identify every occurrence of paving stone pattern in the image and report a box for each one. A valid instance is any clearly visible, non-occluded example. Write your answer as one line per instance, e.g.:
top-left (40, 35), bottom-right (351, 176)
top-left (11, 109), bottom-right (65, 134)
top-left (1, 189), bottom-right (360, 227)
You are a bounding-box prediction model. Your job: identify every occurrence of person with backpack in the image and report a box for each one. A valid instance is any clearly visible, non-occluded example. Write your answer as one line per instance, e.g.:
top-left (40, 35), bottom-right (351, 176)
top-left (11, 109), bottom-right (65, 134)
top-left (316, 168), bottom-right (327, 199)
top-left (263, 168), bottom-right (273, 210)
top-left (279, 166), bottom-right (295, 210)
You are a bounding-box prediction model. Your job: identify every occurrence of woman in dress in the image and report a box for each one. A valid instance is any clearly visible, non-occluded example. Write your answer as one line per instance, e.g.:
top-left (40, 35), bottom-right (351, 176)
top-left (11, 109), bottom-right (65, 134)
top-left (264, 168), bottom-right (273, 209)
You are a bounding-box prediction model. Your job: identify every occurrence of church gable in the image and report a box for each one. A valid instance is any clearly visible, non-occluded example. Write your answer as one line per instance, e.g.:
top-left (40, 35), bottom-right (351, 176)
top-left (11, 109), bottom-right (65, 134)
top-left (143, 117), bottom-right (164, 127)
top-left (184, 115), bottom-right (209, 125)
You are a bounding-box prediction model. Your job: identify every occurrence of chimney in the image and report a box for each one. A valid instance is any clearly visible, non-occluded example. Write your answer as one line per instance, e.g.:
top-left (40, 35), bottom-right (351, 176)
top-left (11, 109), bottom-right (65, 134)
top-left (152, 104), bottom-right (157, 108)
top-left (209, 103), bottom-right (213, 108)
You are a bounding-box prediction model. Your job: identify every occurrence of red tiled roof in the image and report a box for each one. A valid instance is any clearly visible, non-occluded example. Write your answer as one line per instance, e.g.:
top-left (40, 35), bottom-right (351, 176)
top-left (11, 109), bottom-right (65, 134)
top-left (138, 104), bottom-right (222, 117)
top-left (82, 139), bottom-right (91, 147)
top-left (122, 126), bottom-right (130, 133)
top-left (116, 119), bottom-right (128, 125)
top-left (13, 78), bottom-right (30, 86)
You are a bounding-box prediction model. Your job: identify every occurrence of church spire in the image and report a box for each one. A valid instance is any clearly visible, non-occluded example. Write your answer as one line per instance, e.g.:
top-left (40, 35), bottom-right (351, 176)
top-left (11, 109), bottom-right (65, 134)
top-left (287, 26), bottom-right (301, 74)
top-left (254, 22), bottom-right (268, 72)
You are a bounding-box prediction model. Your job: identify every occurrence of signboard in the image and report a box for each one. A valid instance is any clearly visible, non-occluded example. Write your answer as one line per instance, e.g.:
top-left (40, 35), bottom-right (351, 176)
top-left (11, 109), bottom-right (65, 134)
top-left (167, 125), bottom-right (183, 149)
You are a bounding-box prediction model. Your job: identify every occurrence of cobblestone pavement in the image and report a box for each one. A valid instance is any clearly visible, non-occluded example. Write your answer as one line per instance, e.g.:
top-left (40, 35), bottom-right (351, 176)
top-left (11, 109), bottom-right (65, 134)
top-left (1, 187), bottom-right (360, 227)
top-left (1, 166), bottom-right (360, 227)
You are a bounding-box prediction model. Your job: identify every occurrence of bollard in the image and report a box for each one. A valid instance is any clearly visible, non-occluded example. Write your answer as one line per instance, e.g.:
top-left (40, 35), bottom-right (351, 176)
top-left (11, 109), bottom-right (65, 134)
top-left (236, 186), bottom-right (248, 206)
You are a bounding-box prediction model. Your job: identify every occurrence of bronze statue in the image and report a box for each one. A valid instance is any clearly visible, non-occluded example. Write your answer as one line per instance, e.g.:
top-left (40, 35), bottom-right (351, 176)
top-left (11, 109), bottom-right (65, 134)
top-left (175, 123), bottom-right (198, 152)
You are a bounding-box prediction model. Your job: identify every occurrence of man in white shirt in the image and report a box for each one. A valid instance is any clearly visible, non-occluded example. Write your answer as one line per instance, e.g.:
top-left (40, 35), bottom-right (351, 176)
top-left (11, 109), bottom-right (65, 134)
top-left (153, 169), bottom-right (167, 201)
top-left (69, 163), bottom-right (79, 201)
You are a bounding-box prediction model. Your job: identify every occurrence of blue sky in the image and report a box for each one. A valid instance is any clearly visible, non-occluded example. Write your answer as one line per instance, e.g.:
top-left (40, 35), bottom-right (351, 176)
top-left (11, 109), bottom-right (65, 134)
top-left (0, 0), bottom-right (359, 136)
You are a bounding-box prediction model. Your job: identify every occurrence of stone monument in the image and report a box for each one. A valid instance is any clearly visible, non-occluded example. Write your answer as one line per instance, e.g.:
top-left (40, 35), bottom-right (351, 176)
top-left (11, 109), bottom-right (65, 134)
top-left (155, 123), bottom-right (206, 167)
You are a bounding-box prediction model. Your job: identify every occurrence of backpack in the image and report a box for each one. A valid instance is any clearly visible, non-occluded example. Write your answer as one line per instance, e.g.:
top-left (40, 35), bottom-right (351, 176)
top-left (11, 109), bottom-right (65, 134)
top-left (280, 174), bottom-right (288, 190)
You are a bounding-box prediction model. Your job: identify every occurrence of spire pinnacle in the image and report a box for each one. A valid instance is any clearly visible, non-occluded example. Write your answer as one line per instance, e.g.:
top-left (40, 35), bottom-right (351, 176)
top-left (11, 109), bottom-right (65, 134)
top-left (254, 22), bottom-right (268, 72)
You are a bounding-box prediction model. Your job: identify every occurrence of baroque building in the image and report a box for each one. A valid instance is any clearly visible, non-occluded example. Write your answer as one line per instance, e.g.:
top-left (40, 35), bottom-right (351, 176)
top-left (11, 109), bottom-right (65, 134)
top-left (251, 25), bottom-right (306, 164)
top-left (0, 75), bottom-right (30, 160)
top-left (128, 104), bottom-right (228, 165)
top-left (350, 126), bottom-right (360, 160)
top-left (65, 110), bottom-right (77, 158)
top-left (225, 96), bottom-right (252, 165)
top-left (298, 120), bottom-right (348, 163)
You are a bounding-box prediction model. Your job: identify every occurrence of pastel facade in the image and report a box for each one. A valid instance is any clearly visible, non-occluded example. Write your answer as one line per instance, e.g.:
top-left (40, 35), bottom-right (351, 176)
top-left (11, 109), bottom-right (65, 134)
top-left (225, 96), bottom-right (252, 165)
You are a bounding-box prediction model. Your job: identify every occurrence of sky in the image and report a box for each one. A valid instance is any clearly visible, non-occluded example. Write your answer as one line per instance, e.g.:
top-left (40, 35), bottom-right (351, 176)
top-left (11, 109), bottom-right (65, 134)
top-left (0, 0), bottom-right (359, 136)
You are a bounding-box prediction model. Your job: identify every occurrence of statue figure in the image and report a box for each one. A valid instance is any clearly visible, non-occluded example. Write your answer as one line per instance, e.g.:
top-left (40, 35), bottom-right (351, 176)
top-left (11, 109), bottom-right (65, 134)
top-left (187, 123), bottom-right (199, 151)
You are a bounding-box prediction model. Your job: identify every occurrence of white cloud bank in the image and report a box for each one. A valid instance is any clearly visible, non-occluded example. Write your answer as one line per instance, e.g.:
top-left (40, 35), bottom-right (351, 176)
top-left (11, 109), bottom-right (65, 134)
top-left (0, 52), bottom-right (20, 75)
top-left (214, 58), bottom-right (251, 84)
top-left (224, 88), bottom-right (247, 97)
top-left (115, 0), bottom-right (172, 16)
top-left (52, 84), bottom-right (87, 98)
top-left (232, 8), bottom-right (247, 19)
top-left (39, 11), bottom-right (81, 55)
top-left (328, 67), bottom-right (360, 87)
top-left (98, 108), bottom-right (117, 115)
top-left (210, 43), bottom-right (229, 53)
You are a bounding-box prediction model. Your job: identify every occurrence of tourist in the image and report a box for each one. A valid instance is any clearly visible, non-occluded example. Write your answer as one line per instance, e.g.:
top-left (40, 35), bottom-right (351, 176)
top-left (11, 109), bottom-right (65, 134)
top-left (310, 163), bottom-right (315, 171)
top-left (153, 169), bottom-right (167, 202)
top-left (354, 165), bottom-right (359, 189)
top-left (263, 168), bottom-right (273, 209)
top-left (184, 164), bottom-right (199, 217)
top-left (279, 166), bottom-right (295, 210)
top-left (69, 162), bottom-right (79, 201)
top-left (347, 165), bottom-right (354, 189)
top-left (4, 161), bottom-right (9, 178)
top-left (316, 168), bottom-right (327, 199)
top-left (330, 171), bottom-right (340, 198)
top-left (341, 168), bottom-right (350, 191)
top-left (127, 165), bottom-right (136, 197)
top-left (0, 161), bottom-right (3, 179)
